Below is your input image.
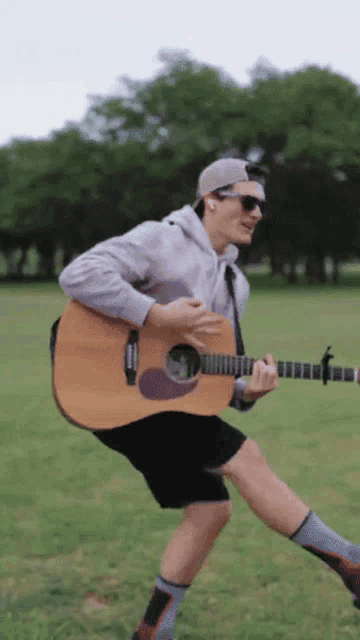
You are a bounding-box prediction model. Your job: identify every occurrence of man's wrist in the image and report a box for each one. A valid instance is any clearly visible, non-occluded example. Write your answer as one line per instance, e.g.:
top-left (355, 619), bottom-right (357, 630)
top-left (144, 303), bottom-right (164, 328)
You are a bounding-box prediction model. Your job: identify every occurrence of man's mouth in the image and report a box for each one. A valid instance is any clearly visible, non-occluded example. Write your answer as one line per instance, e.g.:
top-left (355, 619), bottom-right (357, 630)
top-left (241, 223), bottom-right (254, 231)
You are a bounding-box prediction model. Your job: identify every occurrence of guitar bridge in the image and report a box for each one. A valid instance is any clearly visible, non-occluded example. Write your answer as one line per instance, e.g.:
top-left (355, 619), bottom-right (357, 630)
top-left (125, 329), bottom-right (139, 385)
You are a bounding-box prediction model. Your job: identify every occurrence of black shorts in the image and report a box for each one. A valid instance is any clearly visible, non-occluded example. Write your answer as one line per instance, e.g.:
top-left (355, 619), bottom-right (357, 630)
top-left (92, 411), bottom-right (247, 509)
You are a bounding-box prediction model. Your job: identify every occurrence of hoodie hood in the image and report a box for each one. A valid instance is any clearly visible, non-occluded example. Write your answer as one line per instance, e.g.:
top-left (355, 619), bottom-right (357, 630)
top-left (162, 204), bottom-right (240, 267)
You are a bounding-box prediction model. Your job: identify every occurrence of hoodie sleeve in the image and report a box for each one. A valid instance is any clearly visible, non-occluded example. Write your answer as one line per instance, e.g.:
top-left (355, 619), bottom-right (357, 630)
top-left (229, 376), bottom-right (256, 412)
top-left (58, 222), bottom-right (161, 327)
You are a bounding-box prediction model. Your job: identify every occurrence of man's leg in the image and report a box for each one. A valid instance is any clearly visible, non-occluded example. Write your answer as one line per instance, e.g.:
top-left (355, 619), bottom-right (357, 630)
top-left (131, 500), bottom-right (232, 639)
top-left (217, 438), bottom-right (360, 606)
top-left (160, 500), bottom-right (232, 584)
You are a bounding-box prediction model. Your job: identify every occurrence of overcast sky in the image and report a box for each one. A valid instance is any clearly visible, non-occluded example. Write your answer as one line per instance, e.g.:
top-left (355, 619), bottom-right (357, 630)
top-left (1, 0), bottom-right (359, 147)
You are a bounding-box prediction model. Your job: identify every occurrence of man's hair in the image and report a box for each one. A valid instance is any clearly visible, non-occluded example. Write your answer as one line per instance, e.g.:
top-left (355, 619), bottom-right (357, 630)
top-left (194, 163), bottom-right (268, 220)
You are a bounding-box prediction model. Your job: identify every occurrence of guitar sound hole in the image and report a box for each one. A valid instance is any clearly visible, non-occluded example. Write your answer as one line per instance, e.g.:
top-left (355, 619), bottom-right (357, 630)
top-left (167, 344), bottom-right (201, 381)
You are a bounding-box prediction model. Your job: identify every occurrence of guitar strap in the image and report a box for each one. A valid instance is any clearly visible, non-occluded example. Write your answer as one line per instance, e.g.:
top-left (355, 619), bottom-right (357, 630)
top-left (224, 265), bottom-right (245, 356)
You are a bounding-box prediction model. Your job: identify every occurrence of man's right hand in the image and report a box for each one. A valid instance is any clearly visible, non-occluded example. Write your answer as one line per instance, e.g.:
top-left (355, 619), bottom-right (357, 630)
top-left (145, 297), bottom-right (222, 349)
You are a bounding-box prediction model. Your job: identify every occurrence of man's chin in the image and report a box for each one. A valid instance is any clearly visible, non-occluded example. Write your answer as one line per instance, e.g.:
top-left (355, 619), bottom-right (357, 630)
top-left (234, 236), bottom-right (252, 245)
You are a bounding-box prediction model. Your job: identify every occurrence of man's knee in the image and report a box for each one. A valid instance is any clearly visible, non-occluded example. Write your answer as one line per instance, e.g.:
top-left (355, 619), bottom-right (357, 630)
top-left (217, 438), bottom-right (267, 479)
top-left (184, 500), bottom-right (232, 528)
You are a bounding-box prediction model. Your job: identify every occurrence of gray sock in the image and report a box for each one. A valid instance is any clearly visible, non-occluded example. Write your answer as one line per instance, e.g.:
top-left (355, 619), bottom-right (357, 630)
top-left (290, 511), bottom-right (360, 587)
top-left (131, 575), bottom-right (190, 640)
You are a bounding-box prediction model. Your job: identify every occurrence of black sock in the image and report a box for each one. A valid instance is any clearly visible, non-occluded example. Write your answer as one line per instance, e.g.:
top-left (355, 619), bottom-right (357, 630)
top-left (131, 575), bottom-right (190, 640)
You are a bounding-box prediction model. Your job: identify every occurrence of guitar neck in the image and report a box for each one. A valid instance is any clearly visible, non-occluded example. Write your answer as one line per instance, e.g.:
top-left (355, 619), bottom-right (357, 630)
top-left (200, 354), bottom-right (358, 383)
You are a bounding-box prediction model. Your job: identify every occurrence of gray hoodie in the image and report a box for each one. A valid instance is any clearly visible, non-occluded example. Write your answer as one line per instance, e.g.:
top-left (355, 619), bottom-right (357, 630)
top-left (58, 204), bottom-right (255, 412)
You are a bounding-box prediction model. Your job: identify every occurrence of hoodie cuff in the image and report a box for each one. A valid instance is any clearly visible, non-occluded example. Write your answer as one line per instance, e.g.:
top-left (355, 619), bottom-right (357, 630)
top-left (229, 377), bottom-right (256, 412)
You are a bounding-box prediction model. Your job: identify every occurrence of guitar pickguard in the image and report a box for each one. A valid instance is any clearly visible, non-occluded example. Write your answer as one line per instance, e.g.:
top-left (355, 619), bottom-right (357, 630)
top-left (139, 368), bottom-right (198, 400)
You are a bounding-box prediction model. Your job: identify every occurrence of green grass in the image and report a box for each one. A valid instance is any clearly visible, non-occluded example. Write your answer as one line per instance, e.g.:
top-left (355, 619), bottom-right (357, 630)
top-left (1, 279), bottom-right (360, 639)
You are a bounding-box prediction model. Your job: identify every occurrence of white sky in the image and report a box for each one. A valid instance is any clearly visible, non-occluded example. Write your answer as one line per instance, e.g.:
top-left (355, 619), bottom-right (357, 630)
top-left (1, 0), bottom-right (360, 147)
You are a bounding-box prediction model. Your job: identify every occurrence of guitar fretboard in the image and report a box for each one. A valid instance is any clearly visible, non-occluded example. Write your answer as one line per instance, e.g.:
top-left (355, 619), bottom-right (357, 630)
top-left (200, 354), bottom-right (357, 382)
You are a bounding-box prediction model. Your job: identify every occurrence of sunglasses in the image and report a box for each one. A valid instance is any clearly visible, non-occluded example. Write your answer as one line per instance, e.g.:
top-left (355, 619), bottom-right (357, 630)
top-left (219, 191), bottom-right (267, 215)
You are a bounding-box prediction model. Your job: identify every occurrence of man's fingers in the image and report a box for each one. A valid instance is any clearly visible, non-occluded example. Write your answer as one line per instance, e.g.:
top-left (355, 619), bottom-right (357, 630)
top-left (251, 358), bottom-right (279, 385)
top-left (183, 334), bottom-right (205, 349)
top-left (252, 360), bottom-right (262, 381)
top-left (194, 316), bottom-right (222, 328)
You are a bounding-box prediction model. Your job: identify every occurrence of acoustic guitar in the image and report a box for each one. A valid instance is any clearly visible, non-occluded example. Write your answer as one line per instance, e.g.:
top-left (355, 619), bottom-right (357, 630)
top-left (51, 299), bottom-right (359, 431)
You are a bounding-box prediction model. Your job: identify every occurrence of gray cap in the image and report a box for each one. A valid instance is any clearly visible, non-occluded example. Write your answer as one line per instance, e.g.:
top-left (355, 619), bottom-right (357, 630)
top-left (193, 158), bottom-right (251, 209)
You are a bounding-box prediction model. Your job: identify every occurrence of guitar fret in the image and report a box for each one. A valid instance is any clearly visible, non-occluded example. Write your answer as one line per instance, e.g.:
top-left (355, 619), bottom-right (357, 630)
top-left (200, 353), bottom-right (355, 384)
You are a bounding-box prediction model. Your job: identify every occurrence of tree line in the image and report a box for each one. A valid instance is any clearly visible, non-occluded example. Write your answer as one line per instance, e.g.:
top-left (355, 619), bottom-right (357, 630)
top-left (1, 50), bottom-right (360, 283)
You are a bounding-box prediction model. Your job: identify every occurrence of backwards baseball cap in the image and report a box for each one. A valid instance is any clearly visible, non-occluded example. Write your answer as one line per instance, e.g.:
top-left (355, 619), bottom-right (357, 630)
top-left (193, 158), bottom-right (258, 209)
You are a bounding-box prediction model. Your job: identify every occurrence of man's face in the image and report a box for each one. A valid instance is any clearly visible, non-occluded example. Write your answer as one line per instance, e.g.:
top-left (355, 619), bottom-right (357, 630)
top-left (202, 181), bottom-right (265, 254)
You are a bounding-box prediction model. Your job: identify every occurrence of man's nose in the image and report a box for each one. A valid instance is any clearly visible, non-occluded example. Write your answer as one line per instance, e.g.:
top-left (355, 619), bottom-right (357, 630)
top-left (252, 206), bottom-right (262, 220)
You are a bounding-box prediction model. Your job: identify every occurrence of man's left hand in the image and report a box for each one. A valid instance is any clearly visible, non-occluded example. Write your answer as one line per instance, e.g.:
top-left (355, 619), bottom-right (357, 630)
top-left (242, 353), bottom-right (280, 402)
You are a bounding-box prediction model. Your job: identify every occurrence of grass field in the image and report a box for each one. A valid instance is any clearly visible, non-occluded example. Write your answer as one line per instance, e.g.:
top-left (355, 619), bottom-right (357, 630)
top-left (1, 277), bottom-right (360, 639)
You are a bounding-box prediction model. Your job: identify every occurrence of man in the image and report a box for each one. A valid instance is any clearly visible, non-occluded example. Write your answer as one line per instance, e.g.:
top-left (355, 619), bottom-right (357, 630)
top-left (59, 158), bottom-right (360, 639)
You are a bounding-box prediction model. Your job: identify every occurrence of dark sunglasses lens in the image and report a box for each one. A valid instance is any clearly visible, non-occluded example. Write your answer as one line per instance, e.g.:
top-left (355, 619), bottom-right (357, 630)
top-left (241, 196), bottom-right (257, 211)
top-left (242, 196), bottom-right (266, 214)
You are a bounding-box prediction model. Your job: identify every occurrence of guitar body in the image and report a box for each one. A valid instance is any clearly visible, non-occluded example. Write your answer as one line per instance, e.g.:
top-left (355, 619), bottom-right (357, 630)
top-left (52, 300), bottom-right (236, 430)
